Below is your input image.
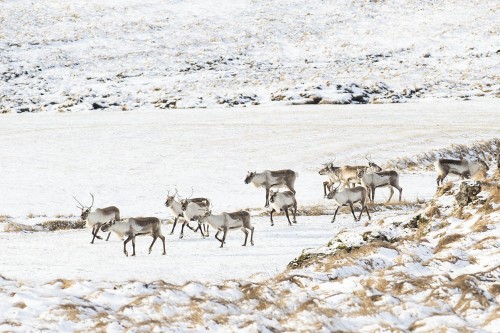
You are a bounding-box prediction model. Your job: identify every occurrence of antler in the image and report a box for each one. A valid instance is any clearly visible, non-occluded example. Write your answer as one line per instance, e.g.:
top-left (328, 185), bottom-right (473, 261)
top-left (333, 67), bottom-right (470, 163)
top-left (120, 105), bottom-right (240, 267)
top-left (89, 193), bottom-right (95, 210)
top-left (72, 195), bottom-right (85, 209)
top-left (365, 153), bottom-right (373, 163)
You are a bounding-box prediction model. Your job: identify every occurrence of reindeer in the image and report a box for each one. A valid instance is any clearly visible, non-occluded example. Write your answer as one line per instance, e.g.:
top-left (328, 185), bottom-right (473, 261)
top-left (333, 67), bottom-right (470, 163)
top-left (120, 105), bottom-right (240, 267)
top-left (198, 209), bottom-right (254, 248)
top-left (244, 169), bottom-right (298, 207)
top-left (434, 158), bottom-right (489, 186)
top-left (268, 190), bottom-right (297, 226)
top-left (73, 193), bottom-right (120, 244)
top-left (180, 197), bottom-right (211, 239)
top-left (101, 217), bottom-right (166, 257)
top-left (319, 163), bottom-right (340, 197)
top-left (358, 169), bottom-right (403, 203)
top-left (326, 185), bottom-right (371, 223)
top-left (321, 155), bottom-right (382, 192)
top-left (164, 188), bottom-right (210, 235)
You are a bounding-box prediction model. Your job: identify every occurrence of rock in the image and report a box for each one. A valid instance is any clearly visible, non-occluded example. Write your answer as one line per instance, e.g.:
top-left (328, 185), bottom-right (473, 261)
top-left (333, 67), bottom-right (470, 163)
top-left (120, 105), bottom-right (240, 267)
top-left (455, 180), bottom-right (482, 207)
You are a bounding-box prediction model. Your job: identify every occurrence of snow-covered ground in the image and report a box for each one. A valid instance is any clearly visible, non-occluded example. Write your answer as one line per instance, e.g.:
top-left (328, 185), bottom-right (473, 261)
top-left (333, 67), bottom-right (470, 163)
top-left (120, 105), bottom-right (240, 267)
top-left (1, 0), bottom-right (498, 112)
top-left (0, 100), bottom-right (498, 220)
top-left (1, 0), bottom-right (499, 330)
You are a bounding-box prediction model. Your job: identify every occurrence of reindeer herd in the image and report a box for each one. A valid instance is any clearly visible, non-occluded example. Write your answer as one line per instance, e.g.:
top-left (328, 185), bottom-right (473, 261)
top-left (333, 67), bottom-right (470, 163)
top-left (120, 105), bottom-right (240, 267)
top-left (73, 155), bottom-right (489, 257)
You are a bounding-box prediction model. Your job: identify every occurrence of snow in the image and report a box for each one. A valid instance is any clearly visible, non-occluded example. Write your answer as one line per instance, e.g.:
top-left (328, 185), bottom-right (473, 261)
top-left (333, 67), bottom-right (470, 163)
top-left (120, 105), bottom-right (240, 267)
top-left (1, 0), bottom-right (499, 112)
top-left (1, 0), bottom-right (499, 330)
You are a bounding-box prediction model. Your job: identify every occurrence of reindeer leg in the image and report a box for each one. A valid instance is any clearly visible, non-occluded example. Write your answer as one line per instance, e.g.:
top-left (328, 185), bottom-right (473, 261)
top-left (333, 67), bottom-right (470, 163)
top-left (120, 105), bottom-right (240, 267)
top-left (149, 236), bottom-right (157, 254)
top-left (284, 207), bottom-right (292, 226)
top-left (371, 187), bottom-right (376, 203)
top-left (160, 235), bottom-right (166, 255)
top-left (323, 181), bottom-right (328, 197)
top-left (123, 235), bottom-right (133, 256)
top-left (250, 227), bottom-right (255, 246)
top-left (358, 204), bottom-right (364, 221)
top-left (331, 206), bottom-right (340, 223)
top-left (265, 188), bottom-right (270, 207)
top-left (169, 217), bottom-right (178, 235)
top-left (270, 209), bottom-right (275, 226)
top-left (365, 204), bottom-right (371, 220)
top-left (105, 232), bottom-right (111, 241)
top-left (398, 187), bottom-right (403, 202)
top-left (180, 221), bottom-right (186, 239)
top-left (348, 202), bottom-right (357, 221)
top-left (205, 224), bottom-right (209, 237)
top-left (220, 228), bottom-right (228, 248)
top-left (91, 225), bottom-right (100, 244)
top-left (386, 186), bottom-right (394, 204)
top-left (242, 228), bottom-right (249, 246)
top-left (131, 236), bottom-right (136, 256)
top-left (215, 230), bottom-right (224, 244)
top-left (292, 202), bottom-right (297, 223)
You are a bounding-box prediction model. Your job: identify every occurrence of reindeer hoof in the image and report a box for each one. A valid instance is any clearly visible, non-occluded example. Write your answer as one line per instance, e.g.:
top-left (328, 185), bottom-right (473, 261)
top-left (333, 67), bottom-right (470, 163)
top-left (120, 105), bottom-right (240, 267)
top-left (179, 235), bottom-right (183, 239)
top-left (96, 236), bottom-right (102, 240)
top-left (162, 252), bottom-right (166, 255)
top-left (169, 232), bottom-right (174, 235)
top-left (331, 220), bottom-right (335, 223)
top-left (124, 252), bottom-right (128, 257)
top-left (251, 242), bottom-right (254, 246)
top-left (131, 253), bottom-right (136, 257)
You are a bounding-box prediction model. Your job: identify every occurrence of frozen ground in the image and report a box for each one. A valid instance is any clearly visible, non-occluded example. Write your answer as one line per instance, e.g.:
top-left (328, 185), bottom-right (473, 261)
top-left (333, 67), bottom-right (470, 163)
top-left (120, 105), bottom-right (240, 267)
top-left (1, 0), bottom-right (499, 112)
top-left (0, 100), bottom-right (498, 285)
top-left (0, 100), bottom-right (498, 220)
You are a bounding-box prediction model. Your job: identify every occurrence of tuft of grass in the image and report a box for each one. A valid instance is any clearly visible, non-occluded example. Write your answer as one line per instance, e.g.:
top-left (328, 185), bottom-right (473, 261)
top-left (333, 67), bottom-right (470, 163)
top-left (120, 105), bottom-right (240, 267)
top-left (434, 234), bottom-right (464, 253)
top-left (36, 220), bottom-right (85, 231)
top-left (0, 215), bottom-right (11, 223)
top-left (4, 222), bottom-right (36, 232)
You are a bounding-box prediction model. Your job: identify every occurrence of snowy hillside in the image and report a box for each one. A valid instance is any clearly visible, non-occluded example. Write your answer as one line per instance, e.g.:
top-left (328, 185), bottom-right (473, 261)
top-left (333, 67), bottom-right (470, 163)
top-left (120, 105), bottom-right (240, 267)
top-left (1, 0), bottom-right (499, 112)
top-left (1, 156), bottom-right (498, 332)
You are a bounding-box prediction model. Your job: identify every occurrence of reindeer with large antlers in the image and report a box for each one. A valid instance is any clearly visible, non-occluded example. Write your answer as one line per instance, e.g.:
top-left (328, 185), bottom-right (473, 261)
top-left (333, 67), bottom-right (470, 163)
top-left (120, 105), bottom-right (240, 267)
top-left (73, 193), bottom-right (120, 244)
top-left (164, 188), bottom-right (210, 236)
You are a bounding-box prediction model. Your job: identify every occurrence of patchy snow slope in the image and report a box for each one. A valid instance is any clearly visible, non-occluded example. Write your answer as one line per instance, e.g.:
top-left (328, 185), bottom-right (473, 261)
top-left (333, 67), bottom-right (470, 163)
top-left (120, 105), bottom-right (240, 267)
top-left (1, 0), bottom-right (499, 112)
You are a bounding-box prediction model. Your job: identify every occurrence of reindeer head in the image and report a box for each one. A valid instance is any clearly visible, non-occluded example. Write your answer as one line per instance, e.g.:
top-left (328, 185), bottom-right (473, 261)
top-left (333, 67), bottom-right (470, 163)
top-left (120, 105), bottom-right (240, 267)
top-left (164, 188), bottom-right (179, 207)
top-left (319, 163), bottom-right (332, 175)
top-left (73, 193), bottom-right (94, 221)
top-left (244, 171), bottom-right (256, 184)
top-left (366, 154), bottom-right (382, 172)
top-left (357, 169), bottom-right (366, 179)
top-left (100, 219), bottom-right (115, 233)
top-left (180, 199), bottom-right (189, 211)
top-left (326, 185), bottom-right (341, 199)
top-left (269, 190), bottom-right (279, 203)
top-left (368, 161), bottom-right (382, 172)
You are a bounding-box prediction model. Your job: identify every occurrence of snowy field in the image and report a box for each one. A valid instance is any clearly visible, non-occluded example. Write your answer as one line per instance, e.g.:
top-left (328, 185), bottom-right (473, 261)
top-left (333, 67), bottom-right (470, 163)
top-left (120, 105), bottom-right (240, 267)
top-left (0, 99), bottom-right (498, 286)
top-left (1, 0), bottom-right (499, 330)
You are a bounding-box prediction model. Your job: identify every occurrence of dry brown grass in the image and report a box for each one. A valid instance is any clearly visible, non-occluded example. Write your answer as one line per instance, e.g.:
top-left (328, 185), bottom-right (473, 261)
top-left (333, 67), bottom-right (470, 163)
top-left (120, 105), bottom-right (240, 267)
top-left (451, 275), bottom-right (490, 314)
top-left (4, 222), bottom-right (36, 232)
top-left (13, 302), bottom-right (27, 309)
top-left (425, 205), bottom-right (441, 218)
top-left (472, 217), bottom-right (493, 233)
top-left (0, 215), bottom-right (11, 223)
top-left (450, 206), bottom-right (472, 220)
top-left (434, 234), bottom-right (464, 253)
top-left (37, 220), bottom-right (85, 231)
top-left (58, 304), bottom-right (81, 321)
top-left (50, 279), bottom-right (75, 289)
top-left (472, 236), bottom-right (498, 250)
top-left (436, 182), bottom-right (453, 197)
